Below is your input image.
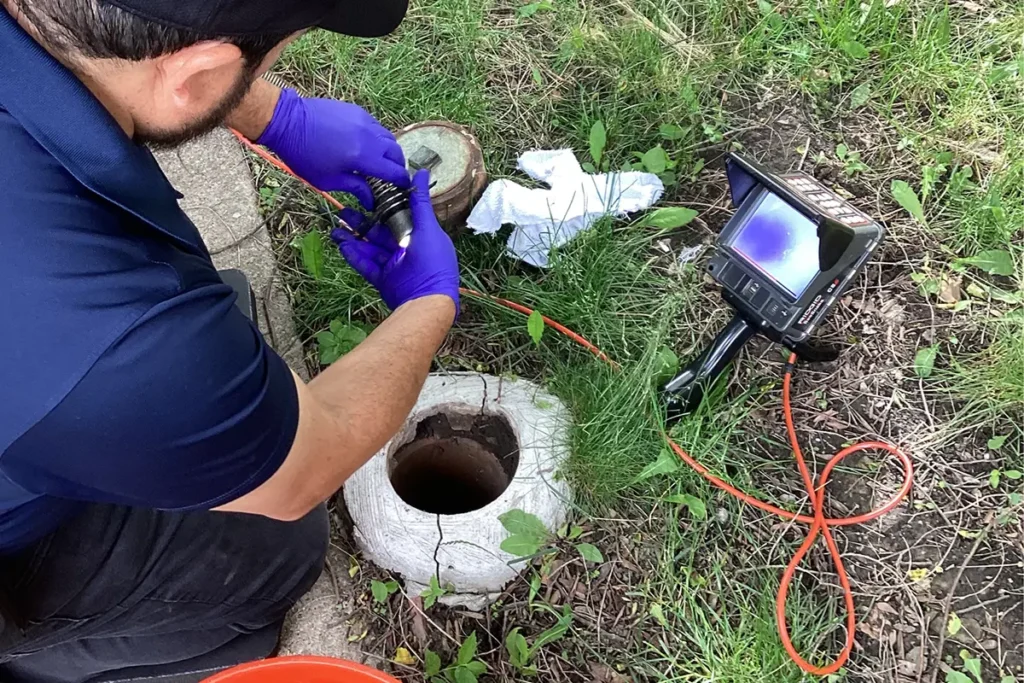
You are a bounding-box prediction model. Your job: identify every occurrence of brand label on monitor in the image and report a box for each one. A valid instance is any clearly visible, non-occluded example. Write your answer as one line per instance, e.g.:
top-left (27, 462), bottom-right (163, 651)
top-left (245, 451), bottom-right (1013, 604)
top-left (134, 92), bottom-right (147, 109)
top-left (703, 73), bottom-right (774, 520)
top-left (796, 278), bottom-right (841, 328)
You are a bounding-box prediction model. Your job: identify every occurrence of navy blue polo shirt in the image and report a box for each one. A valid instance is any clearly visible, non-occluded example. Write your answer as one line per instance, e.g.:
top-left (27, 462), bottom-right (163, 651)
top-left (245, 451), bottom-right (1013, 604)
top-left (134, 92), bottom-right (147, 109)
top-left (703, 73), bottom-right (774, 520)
top-left (0, 9), bottom-right (300, 551)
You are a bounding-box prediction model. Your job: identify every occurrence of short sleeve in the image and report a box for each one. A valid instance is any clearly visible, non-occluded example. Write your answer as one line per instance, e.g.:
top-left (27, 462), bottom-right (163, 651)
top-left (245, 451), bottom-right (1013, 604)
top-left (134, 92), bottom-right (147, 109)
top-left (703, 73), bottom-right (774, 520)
top-left (0, 280), bottom-right (300, 510)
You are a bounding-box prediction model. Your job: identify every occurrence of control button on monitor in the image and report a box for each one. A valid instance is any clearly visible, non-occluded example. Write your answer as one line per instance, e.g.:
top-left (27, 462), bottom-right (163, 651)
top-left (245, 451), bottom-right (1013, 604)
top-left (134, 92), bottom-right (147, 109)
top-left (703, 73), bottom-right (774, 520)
top-left (769, 305), bottom-right (792, 326)
top-left (742, 280), bottom-right (761, 297)
top-left (720, 263), bottom-right (746, 289)
top-left (762, 299), bottom-right (792, 326)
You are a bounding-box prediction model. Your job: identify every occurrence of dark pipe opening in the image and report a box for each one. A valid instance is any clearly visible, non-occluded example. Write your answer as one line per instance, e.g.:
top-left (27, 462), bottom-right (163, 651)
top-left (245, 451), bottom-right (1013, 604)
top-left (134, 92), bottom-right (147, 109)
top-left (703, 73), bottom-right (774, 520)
top-left (388, 412), bottom-right (519, 515)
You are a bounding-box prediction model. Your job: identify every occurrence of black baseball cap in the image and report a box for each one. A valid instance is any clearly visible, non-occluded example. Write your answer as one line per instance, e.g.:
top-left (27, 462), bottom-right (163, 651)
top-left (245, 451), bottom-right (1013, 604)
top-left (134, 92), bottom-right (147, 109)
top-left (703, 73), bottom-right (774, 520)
top-left (102, 0), bottom-right (409, 38)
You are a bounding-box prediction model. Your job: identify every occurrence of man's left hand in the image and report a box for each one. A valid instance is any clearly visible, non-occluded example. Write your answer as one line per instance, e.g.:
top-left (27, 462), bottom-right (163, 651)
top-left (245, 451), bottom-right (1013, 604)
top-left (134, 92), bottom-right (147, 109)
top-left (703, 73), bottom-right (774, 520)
top-left (257, 88), bottom-right (409, 209)
top-left (332, 170), bottom-right (460, 319)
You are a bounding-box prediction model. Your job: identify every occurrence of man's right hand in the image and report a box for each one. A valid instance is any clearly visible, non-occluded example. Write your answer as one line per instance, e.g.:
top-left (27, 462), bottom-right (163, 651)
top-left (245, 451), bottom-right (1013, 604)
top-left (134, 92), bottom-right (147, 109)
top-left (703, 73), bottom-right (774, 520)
top-left (332, 170), bottom-right (460, 319)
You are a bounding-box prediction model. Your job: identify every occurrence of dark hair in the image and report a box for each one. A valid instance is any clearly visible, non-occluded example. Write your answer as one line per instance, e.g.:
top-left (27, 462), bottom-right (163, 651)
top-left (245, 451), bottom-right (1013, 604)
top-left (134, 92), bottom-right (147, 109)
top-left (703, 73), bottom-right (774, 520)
top-left (10, 0), bottom-right (290, 64)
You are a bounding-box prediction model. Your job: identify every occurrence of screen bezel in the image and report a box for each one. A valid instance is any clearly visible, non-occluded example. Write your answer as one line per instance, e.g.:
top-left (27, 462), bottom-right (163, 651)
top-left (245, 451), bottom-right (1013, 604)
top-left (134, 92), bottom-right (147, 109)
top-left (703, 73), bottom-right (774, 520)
top-left (722, 186), bottom-right (823, 301)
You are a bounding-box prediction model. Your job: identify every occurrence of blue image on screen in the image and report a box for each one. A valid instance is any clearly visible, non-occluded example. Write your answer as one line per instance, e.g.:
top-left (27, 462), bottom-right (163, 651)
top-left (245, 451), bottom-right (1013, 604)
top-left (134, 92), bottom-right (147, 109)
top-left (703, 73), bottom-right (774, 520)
top-left (729, 192), bottom-right (820, 297)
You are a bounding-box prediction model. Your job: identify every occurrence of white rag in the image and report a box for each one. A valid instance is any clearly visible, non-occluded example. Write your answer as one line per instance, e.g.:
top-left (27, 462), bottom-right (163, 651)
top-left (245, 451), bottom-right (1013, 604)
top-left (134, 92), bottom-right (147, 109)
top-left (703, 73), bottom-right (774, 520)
top-left (466, 149), bottom-right (664, 267)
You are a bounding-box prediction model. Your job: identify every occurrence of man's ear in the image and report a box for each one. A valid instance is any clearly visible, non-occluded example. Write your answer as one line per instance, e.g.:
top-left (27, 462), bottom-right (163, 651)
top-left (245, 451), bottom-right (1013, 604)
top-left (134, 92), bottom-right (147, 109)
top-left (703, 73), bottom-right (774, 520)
top-left (153, 41), bottom-right (245, 114)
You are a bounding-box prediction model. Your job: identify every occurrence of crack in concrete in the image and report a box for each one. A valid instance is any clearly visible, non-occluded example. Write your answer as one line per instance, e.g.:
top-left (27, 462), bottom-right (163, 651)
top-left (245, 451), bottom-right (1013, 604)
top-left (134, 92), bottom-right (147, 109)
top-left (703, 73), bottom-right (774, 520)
top-left (478, 374), bottom-right (488, 415)
top-left (432, 513), bottom-right (443, 582)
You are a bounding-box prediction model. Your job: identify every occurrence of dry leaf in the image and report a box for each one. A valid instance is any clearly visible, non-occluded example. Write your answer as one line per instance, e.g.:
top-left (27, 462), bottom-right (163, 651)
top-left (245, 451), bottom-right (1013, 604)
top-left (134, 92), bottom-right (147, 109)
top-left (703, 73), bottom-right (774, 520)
top-left (907, 567), bottom-right (930, 582)
top-left (857, 602), bottom-right (893, 641)
top-left (589, 662), bottom-right (630, 683)
top-left (408, 597), bottom-right (428, 646)
top-left (857, 619), bottom-right (883, 641)
top-left (898, 646), bottom-right (923, 676)
top-left (876, 298), bottom-right (905, 323)
top-left (812, 409), bottom-right (847, 431)
top-left (938, 276), bottom-right (962, 304)
top-left (874, 601), bottom-right (898, 615)
top-left (393, 647), bottom-right (416, 667)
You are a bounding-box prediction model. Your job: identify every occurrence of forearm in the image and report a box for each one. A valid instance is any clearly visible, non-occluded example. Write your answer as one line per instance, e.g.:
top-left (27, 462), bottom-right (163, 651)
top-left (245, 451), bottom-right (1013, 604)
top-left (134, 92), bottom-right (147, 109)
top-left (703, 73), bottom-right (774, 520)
top-left (224, 78), bottom-right (281, 140)
top-left (215, 295), bottom-right (454, 520)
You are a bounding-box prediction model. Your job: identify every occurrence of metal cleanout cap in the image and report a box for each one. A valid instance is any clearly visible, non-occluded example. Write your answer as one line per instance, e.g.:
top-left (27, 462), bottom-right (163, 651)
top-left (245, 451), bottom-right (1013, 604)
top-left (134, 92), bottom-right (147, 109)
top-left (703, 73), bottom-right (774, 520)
top-left (395, 121), bottom-right (486, 233)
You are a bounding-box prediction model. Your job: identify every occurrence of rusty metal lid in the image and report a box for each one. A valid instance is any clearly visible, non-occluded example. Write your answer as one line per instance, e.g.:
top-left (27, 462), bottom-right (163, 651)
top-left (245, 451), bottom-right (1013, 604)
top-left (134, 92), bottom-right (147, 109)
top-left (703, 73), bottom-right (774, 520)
top-left (395, 121), bottom-right (486, 232)
top-left (396, 122), bottom-right (483, 197)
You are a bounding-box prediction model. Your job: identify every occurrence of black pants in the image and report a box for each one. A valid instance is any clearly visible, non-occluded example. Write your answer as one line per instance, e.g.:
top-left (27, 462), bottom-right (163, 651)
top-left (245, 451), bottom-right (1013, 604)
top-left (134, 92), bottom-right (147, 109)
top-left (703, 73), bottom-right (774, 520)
top-left (0, 503), bottom-right (328, 683)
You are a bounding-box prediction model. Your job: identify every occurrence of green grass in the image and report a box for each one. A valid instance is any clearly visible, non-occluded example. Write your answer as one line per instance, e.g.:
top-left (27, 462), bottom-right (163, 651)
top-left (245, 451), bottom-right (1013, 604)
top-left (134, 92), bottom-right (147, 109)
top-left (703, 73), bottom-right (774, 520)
top-left (940, 311), bottom-right (1024, 465)
top-left (954, 314), bottom-right (1024, 414)
top-left (444, 221), bottom-right (689, 502)
top-left (266, 0), bottom-right (1024, 678)
top-left (634, 505), bottom-right (842, 683)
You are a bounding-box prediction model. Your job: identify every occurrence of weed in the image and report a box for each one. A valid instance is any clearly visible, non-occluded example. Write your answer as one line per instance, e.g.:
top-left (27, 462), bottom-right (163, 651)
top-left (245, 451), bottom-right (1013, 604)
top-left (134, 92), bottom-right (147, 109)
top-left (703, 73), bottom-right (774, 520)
top-left (525, 310), bottom-right (544, 346)
top-left (945, 649), bottom-right (983, 683)
top-left (296, 231), bottom-right (324, 280)
top-left (892, 179), bottom-right (928, 227)
top-left (634, 493), bottom-right (840, 682)
top-left (834, 144), bottom-right (870, 176)
top-left (425, 632), bottom-right (487, 683)
top-left (316, 319), bottom-right (370, 365)
top-left (505, 605), bottom-right (573, 676)
top-left (662, 492), bottom-right (707, 519)
top-left (943, 314), bottom-right (1024, 441)
top-left (639, 206), bottom-right (698, 230)
top-left (498, 508), bottom-right (605, 566)
top-left (420, 575), bottom-right (450, 610)
top-left (370, 578), bottom-right (399, 604)
top-left (914, 343), bottom-right (940, 378)
top-left (584, 120), bottom-right (608, 173)
top-left (988, 467), bottom-right (1023, 489)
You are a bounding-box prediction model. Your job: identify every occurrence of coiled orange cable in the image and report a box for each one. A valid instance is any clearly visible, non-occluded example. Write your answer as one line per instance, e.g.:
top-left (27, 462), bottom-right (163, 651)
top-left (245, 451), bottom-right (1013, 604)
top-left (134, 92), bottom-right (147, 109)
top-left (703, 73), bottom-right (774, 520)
top-left (231, 130), bottom-right (914, 675)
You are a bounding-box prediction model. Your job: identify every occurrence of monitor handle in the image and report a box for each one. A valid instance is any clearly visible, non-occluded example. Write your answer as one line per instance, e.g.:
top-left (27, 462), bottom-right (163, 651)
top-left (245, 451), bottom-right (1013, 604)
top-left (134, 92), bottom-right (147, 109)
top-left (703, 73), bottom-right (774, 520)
top-left (662, 312), bottom-right (844, 424)
top-left (663, 313), bottom-right (756, 423)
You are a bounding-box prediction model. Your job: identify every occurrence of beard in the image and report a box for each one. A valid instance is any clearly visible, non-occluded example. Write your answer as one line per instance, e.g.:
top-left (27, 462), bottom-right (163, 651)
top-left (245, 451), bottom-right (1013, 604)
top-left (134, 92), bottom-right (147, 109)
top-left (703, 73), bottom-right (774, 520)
top-left (136, 67), bottom-right (256, 149)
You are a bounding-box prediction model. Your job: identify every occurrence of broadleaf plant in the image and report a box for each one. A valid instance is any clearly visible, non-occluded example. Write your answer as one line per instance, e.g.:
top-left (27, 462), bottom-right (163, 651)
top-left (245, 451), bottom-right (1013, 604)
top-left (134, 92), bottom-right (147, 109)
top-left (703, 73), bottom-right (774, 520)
top-left (498, 509), bottom-right (549, 558)
top-left (317, 319), bottom-right (369, 366)
top-left (891, 180), bottom-right (927, 226)
top-left (589, 120), bottom-right (607, 169)
top-left (527, 310), bottom-right (545, 345)
top-left (426, 632), bottom-right (488, 683)
top-left (421, 574), bottom-right (449, 609)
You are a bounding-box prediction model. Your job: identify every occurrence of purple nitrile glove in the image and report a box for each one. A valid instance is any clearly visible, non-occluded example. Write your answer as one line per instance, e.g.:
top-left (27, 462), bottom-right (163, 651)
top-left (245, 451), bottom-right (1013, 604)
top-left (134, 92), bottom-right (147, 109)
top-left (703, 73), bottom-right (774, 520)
top-left (331, 170), bottom-right (460, 317)
top-left (257, 88), bottom-right (410, 210)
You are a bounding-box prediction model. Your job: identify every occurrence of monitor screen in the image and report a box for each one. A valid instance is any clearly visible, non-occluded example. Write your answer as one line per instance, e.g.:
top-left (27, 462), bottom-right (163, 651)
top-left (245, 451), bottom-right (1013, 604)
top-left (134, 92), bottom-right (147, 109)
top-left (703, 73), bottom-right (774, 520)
top-left (728, 190), bottom-right (821, 298)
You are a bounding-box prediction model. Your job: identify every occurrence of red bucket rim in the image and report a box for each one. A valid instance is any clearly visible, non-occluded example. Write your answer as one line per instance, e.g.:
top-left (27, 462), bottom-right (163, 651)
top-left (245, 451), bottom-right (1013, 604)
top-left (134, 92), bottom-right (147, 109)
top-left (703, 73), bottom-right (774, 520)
top-left (201, 656), bottom-right (401, 683)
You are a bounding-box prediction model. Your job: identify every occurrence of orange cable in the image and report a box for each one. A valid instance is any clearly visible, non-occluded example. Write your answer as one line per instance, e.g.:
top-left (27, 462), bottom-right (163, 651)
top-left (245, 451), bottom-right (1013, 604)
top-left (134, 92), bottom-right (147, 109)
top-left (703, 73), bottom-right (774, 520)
top-left (232, 132), bottom-right (914, 676)
top-left (229, 128), bottom-right (348, 214)
top-left (458, 288), bottom-right (616, 366)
